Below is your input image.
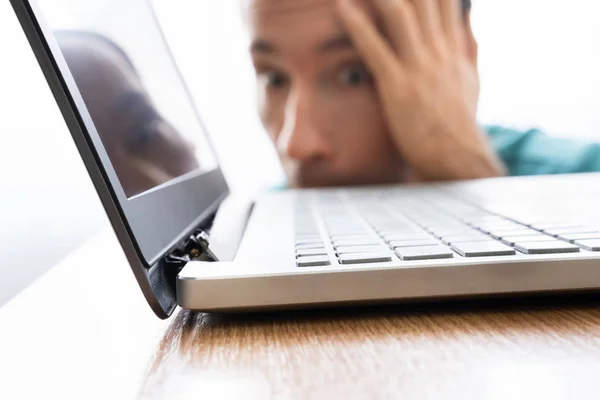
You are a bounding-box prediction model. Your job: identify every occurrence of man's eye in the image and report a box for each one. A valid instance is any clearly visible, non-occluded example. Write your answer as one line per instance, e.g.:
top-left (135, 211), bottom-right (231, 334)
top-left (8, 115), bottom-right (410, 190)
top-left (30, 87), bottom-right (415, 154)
top-left (264, 71), bottom-right (288, 89)
top-left (338, 65), bottom-right (372, 87)
top-left (129, 121), bottom-right (157, 151)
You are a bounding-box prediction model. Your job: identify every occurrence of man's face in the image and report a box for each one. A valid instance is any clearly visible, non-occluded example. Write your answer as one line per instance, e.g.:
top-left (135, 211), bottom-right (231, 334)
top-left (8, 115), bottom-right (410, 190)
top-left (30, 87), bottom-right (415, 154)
top-left (247, 0), bottom-right (407, 188)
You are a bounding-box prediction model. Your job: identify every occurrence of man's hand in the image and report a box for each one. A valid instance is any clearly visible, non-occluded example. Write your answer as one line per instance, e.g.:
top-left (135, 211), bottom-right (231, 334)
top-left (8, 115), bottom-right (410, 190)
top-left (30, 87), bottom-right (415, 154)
top-left (338, 0), bottom-right (505, 181)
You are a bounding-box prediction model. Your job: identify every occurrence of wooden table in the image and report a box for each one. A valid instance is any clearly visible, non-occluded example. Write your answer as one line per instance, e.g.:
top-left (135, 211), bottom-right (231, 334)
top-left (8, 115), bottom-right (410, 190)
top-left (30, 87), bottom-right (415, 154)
top-left (2, 230), bottom-right (600, 399)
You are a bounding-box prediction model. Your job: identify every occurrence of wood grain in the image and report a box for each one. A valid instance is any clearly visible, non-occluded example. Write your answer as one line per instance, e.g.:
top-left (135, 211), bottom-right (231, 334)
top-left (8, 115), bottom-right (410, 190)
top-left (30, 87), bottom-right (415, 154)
top-left (3, 230), bottom-right (600, 400)
top-left (143, 298), bottom-right (600, 399)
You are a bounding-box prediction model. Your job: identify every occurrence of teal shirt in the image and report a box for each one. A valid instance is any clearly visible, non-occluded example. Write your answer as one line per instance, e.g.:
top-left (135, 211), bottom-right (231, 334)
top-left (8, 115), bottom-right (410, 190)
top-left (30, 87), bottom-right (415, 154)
top-left (486, 125), bottom-right (600, 176)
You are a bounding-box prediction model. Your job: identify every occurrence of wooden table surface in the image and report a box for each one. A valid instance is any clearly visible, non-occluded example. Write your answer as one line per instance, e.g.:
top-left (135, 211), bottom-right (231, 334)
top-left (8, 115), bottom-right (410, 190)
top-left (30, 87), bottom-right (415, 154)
top-left (2, 231), bottom-right (600, 399)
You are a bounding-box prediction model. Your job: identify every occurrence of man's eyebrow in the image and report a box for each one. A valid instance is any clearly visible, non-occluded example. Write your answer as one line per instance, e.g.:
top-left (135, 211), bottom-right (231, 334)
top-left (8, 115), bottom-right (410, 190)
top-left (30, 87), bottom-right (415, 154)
top-left (250, 39), bottom-right (277, 54)
top-left (250, 34), bottom-right (355, 55)
top-left (317, 34), bottom-right (354, 52)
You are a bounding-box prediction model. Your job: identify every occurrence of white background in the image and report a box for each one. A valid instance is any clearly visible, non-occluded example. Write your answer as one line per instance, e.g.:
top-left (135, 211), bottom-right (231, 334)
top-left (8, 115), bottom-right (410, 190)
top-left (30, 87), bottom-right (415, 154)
top-left (1, 0), bottom-right (600, 306)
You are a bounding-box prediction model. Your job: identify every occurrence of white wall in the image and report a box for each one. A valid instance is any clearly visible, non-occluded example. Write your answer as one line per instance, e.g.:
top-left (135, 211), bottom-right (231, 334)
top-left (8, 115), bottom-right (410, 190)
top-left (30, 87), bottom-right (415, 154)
top-left (1, 0), bottom-right (600, 306)
top-left (0, 1), bottom-right (107, 306)
top-left (474, 0), bottom-right (600, 138)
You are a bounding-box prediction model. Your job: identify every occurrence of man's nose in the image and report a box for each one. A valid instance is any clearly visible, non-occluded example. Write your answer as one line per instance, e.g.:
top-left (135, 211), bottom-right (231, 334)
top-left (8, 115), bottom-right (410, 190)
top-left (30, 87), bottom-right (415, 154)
top-left (276, 89), bottom-right (332, 162)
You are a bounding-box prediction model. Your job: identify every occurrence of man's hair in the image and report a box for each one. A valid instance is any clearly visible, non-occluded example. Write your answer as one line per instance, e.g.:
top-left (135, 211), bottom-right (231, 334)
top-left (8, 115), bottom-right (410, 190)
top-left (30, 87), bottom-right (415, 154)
top-left (239, 1), bottom-right (472, 22)
top-left (462, 0), bottom-right (471, 13)
top-left (55, 30), bottom-right (138, 72)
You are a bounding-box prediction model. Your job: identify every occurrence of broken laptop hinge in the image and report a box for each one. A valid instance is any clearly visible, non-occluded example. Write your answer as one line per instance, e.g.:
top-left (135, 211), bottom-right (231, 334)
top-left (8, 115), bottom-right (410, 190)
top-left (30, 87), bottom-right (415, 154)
top-left (165, 230), bottom-right (218, 268)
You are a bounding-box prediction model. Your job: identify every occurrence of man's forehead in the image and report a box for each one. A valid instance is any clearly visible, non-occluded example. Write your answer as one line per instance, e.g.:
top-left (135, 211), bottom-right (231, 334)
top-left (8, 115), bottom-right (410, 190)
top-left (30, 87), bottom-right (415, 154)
top-left (245, 0), bottom-right (373, 46)
top-left (246, 0), bottom-right (375, 26)
top-left (245, 0), bottom-right (337, 15)
top-left (245, 0), bottom-right (343, 34)
top-left (244, 0), bottom-right (469, 32)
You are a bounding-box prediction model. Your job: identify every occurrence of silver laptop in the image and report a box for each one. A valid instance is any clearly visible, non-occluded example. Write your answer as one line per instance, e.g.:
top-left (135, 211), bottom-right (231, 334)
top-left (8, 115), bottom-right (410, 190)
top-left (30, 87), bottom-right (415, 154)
top-left (12, 0), bottom-right (600, 319)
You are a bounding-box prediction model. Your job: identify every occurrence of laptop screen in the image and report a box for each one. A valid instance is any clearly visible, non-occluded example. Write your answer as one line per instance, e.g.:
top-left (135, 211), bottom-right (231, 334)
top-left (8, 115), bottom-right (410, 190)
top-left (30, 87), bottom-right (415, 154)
top-left (22, 0), bottom-right (230, 266)
top-left (36, 0), bottom-right (218, 198)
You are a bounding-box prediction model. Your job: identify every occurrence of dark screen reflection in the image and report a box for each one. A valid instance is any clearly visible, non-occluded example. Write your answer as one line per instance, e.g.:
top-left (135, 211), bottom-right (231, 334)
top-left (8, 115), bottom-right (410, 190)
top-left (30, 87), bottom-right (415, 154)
top-left (57, 32), bottom-right (200, 197)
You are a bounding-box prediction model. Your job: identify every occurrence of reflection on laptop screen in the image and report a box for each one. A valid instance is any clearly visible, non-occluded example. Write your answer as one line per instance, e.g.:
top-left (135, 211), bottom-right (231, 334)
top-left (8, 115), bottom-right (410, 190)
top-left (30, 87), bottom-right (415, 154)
top-left (37, 0), bottom-right (217, 198)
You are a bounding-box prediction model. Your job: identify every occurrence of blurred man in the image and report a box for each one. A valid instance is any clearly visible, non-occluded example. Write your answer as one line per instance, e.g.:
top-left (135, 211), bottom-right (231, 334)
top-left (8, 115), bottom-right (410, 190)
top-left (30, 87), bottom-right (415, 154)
top-left (244, 0), bottom-right (600, 188)
top-left (57, 32), bottom-right (200, 197)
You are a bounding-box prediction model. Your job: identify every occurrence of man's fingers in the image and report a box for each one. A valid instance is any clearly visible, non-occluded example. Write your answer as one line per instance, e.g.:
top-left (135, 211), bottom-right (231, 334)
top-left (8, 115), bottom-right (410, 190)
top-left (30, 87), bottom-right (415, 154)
top-left (372, 0), bottom-right (423, 64)
top-left (337, 0), bottom-right (399, 78)
top-left (439, 0), bottom-right (462, 49)
top-left (410, 0), bottom-right (442, 45)
top-left (464, 11), bottom-right (478, 65)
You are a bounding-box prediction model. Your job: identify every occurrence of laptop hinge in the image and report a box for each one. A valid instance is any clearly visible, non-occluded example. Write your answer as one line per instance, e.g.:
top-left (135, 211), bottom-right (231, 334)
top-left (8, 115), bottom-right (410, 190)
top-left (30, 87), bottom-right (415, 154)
top-left (162, 195), bottom-right (255, 271)
top-left (164, 230), bottom-right (218, 269)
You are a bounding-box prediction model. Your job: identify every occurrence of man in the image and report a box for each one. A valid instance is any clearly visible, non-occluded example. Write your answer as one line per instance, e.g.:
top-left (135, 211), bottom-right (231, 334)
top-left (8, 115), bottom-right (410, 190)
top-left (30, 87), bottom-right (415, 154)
top-left (57, 32), bottom-right (201, 197)
top-left (245, 0), bottom-right (600, 188)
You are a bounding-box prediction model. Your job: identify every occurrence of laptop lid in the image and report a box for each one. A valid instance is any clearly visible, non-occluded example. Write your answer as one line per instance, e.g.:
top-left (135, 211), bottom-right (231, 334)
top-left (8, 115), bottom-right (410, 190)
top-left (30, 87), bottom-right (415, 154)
top-left (10, 0), bottom-right (230, 318)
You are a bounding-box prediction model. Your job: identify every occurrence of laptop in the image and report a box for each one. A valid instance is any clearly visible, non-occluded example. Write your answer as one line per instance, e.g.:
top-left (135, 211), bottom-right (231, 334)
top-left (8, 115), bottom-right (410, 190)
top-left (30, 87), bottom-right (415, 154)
top-left (11, 0), bottom-right (600, 319)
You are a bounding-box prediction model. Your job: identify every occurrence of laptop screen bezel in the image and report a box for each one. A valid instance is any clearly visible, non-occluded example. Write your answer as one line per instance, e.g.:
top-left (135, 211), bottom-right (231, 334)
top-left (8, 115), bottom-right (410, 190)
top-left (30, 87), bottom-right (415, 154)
top-left (19, 0), bottom-right (230, 266)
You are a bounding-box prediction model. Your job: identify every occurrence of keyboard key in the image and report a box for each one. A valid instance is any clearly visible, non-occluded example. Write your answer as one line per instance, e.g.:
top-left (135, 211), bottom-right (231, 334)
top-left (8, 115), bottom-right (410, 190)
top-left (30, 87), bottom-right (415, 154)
top-left (295, 243), bottom-right (325, 250)
top-left (336, 245), bottom-right (386, 254)
top-left (476, 220), bottom-right (522, 228)
top-left (559, 232), bottom-right (600, 243)
top-left (377, 229), bottom-right (422, 237)
top-left (373, 224), bottom-right (417, 231)
top-left (396, 245), bottom-right (454, 261)
top-left (383, 233), bottom-right (432, 242)
top-left (390, 239), bottom-right (439, 248)
top-left (518, 219), bottom-right (561, 228)
top-left (533, 223), bottom-right (581, 232)
top-left (574, 239), bottom-right (600, 252)
top-left (441, 235), bottom-right (490, 245)
top-left (515, 241), bottom-right (580, 255)
top-left (325, 222), bottom-right (360, 231)
top-left (295, 228), bottom-right (316, 234)
top-left (426, 223), bottom-right (472, 231)
top-left (330, 234), bottom-right (374, 241)
top-left (295, 240), bottom-right (324, 247)
top-left (476, 223), bottom-right (523, 234)
top-left (338, 253), bottom-right (393, 265)
top-left (430, 229), bottom-right (479, 238)
top-left (323, 216), bottom-right (357, 221)
top-left (501, 234), bottom-right (555, 246)
top-left (451, 242), bottom-right (516, 257)
top-left (463, 216), bottom-right (507, 226)
top-left (489, 229), bottom-right (540, 240)
top-left (418, 219), bottom-right (463, 227)
top-left (325, 222), bottom-right (363, 228)
top-left (296, 256), bottom-right (331, 267)
top-left (295, 235), bottom-right (322, 242)
top-left (323, 217), bottom-right (363, 225)
top-left (296, 248), bottom-right (328, 257)
top-left (333, 239), bottom-right (379, 247)
top-left (327, 230), bottom-right (369, 236)
top-left (423, 223), bottom-right (468, 231)
top-left (545, 227), bottom-right (599, 237)
top-left (295, 231), bottom-right (320, 237)
top-left (295, 222), bottom-right (317, 227)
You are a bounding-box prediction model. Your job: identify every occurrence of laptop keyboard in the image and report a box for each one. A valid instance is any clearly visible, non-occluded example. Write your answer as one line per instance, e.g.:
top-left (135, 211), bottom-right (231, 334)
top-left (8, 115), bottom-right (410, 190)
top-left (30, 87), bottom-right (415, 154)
top-left (294, 190), bottom-right (600, 268)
